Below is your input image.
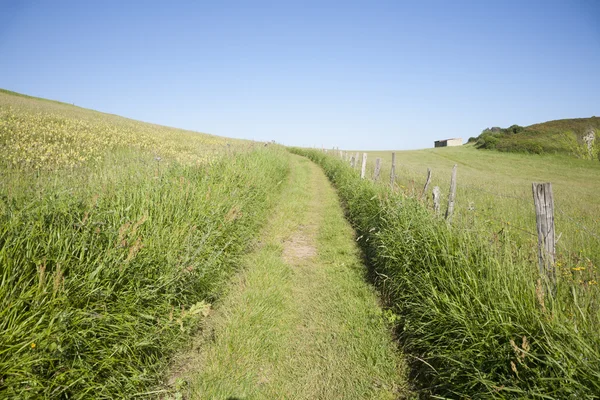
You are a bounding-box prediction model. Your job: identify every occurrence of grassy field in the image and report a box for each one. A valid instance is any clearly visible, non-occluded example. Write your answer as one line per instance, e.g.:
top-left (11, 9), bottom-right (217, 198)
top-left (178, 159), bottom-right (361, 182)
top-left (347, 145), bottom-right (600, 284)
top-left (4, 85), bottom-right (599, 398)
top-left (295, 147), bottom-right (600, 398)
top-left (0, 89), bottom-right (237, 169)
top-left (0, 90), bottom-right (290, 398)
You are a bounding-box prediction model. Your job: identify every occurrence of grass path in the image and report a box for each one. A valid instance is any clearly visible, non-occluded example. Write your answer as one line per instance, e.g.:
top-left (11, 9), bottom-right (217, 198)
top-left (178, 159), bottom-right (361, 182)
top-left (171, 155), bottom-right (409, 399)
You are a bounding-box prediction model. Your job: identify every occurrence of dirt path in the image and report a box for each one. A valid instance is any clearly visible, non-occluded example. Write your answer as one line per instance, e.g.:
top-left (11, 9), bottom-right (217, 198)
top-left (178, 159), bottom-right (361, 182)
top-left (169, 155), bottom-right (409, 399)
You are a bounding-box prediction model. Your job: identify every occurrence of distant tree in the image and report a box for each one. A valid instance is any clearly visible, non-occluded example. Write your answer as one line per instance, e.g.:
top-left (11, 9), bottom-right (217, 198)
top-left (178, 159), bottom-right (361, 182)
top-left (507, 124), bottom-right (524, 134)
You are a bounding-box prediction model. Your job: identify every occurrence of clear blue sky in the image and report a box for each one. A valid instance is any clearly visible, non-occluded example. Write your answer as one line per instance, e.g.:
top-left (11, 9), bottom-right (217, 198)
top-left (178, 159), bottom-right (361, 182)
top-left (1, 0), bottom-right (599, 149)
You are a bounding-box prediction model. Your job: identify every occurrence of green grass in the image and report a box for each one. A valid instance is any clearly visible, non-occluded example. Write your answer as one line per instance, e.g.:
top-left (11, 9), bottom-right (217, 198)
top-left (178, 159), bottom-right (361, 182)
top-left (350, 146), bottom-right (600, 284)
top-left (172, 155), bottom-right (409, 399)
top-left (0, 90), bottom-right (290, 398)
top-left (293, 147), bottom-right (600, 398)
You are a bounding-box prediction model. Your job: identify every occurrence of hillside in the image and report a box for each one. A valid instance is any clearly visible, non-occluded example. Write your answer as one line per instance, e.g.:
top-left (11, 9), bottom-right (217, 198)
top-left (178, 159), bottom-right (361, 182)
top-left (0, 88), bottom-right (237, 169)
top-left (470, 116), bottom-right (600, 159)
top-left (0, 89), bottom-right (291, 398)
top-left (0, 89), bottom-right (412, 399)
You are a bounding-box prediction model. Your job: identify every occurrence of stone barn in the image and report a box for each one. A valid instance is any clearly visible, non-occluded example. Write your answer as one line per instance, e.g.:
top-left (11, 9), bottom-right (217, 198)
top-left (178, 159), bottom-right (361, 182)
top-left (434, 138), bottom-right (463, 147)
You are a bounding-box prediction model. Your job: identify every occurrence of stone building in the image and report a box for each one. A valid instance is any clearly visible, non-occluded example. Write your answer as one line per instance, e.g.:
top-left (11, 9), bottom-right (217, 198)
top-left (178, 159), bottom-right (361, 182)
top-left (434, 138), bottom-right (463, 147)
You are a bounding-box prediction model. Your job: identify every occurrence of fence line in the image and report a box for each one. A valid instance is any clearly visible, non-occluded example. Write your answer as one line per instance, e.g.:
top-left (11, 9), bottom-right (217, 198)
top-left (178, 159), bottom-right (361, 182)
top-left (324, 149), bottom-right (598, 249)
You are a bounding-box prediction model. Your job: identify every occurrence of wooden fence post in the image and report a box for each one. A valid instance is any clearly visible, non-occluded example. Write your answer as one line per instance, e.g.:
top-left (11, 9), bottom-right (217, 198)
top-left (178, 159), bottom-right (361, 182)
top-left (445, 165), bottom-right (457, 222)
top-left (350, 156), bottom-right (355, 168)
top-left (422, 168), bottom-right (432, 198)
top-left (390, 152), bottom-right (396, 188)
top-left (360, 153), bottom-right (368, 179)
top-left (433, 186), bottom-right (441, 215)
top-left (374, 158), bottom-right (382, 181)
top-left (532, 182), bottom-right (556, 290)
top-left (354, 152), bottom-right (360, 169)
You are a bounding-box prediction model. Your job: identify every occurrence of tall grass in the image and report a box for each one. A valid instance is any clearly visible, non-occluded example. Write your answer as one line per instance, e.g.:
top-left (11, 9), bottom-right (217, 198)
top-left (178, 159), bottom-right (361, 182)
top-left (292, 148), bottom-right (600, 398)
top-left (0, 150), bottom-right (289, 398)
top-left (0, 90), bottom-right (290, 398)
top-left (362, 147), bottom-right (600, 289)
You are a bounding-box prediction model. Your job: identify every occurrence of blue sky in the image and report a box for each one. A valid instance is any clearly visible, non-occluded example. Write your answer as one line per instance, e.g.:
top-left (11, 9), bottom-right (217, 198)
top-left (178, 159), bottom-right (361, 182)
top-left (1, 0), bottom-right (599, 149)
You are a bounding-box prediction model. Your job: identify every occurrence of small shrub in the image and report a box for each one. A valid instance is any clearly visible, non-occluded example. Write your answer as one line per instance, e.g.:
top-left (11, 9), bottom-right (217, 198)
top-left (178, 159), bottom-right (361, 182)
top-left (507, 124), bottom-right (524, 134)
top-left (525, 142), bottom-right (543, 154)
top-left (476, 133), bottom-right (499, 149)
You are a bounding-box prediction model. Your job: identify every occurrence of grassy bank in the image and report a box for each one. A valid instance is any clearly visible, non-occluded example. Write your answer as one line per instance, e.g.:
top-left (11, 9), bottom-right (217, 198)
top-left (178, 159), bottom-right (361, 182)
top-left (292, 148), bottom-right (600, 398)
top-left (0, 90), bottom-right (289, 398)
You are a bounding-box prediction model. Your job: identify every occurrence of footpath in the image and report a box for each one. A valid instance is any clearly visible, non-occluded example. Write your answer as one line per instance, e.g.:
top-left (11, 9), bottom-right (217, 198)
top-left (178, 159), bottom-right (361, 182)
top-left (170, 155), bottom-right (409, 399)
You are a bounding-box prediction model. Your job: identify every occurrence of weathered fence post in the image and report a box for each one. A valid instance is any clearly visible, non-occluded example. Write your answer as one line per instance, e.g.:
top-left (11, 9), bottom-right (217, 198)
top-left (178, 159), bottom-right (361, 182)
top-left (354, 152), bottom-right (360, 169)
top-left (445, 164), bottom-right (457, 222)
top-left (390, 152), bottom-right (396, 188)
top-left (422, 168), bottom-right (432, 198)
top-left (339, 150), bottom-right (343, 159)
top-left (374, 158), bottom-right (382, 181)
top-left (350, 156), bottom-right (355, 168)
top-left (433, 186), bottom-right (441, 215)
top-left (532, 182), bottom-right (556, 290)
top-left (360, 153), bottom-right (367, 179)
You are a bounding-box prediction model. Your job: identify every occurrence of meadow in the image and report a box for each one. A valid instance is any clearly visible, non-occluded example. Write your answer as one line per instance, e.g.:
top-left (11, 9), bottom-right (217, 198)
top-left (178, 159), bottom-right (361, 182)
top-left (3, 86), bottom-right (600, 398)
top-left (351, 146), bottom-right (600, 285)
top-left (293, 147), bottom-right (600, 398)
top-left (0, 90), bottom-right (289, 398)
